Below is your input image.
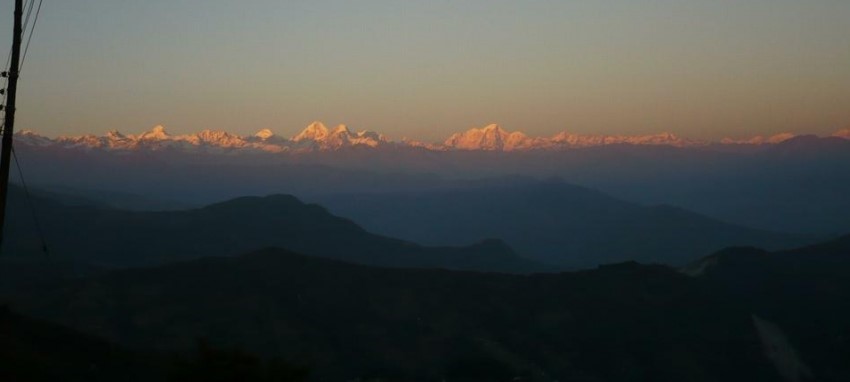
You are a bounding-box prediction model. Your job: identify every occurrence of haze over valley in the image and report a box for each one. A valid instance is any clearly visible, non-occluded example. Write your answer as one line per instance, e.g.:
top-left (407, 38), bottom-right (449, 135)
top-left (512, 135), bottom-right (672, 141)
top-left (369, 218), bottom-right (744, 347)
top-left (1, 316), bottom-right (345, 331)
top-left (15, 122), bottom-right (850, 234)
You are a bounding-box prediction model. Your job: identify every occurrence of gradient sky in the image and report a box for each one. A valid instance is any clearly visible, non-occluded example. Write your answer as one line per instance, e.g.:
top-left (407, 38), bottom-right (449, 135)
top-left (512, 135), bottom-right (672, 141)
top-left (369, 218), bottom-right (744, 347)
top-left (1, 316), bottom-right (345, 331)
top-left (2, 0), bottom-right (849, 141)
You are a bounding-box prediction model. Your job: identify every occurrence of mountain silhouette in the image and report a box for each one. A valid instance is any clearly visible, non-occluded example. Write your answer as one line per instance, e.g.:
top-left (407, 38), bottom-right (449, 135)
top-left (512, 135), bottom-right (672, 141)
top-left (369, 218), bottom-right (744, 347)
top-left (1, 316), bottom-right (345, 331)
top-left (3, 185), bottom-right (542, 272)
top-left (313, 179), bottom-right (813, 267)
top-left (685, 234), bottom-right (850, 381)
top-left (0, 306), bottom-right (311, 381)
top-left (0, 305), bottom-right (156, 381)
top-left (3, 248), bottom-right (780, 381)
top-left (15, 132), bottom-right (850, 235)
top-left (7, 223), bottom-right (849, 379)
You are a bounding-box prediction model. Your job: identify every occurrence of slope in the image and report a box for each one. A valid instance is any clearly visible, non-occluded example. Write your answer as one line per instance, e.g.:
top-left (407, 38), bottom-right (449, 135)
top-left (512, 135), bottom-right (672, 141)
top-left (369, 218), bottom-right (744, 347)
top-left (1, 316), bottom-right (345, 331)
top-left (313, 179), bottom-right (812, 267)
top-left (686, 234), bottom-right (850, 381)
top-left (0, 306), bottom-right (157, 381)
top-left (3, 248), bottom-right (779, 381)
top-left (3, 185), bottom-right (542, 273)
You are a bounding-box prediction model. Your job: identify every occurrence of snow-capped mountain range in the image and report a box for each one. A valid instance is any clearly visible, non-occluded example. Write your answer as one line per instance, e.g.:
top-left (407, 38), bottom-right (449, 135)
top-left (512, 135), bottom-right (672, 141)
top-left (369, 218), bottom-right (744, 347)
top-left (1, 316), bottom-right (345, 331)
top-left (443, 124), bottom-right (700, 150)
top-left (15, 121), bottom-right (850, 154)
top-left (16, 122), bottom-right (390, 154)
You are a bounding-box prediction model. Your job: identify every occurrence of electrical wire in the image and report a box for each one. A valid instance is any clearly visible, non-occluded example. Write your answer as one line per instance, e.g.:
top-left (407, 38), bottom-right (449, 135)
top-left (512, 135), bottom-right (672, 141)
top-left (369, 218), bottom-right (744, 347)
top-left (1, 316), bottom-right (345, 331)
top-left (2, 0), bottom-right (31, 98)
top-left (1, 1), bottom-right (51, 256)
top-left (20, 0), bottom-right (43, 71)
top-left (3, 0), bottom-right (44, 104)
top-left (21, 0), bottom-right (36, 36)
top-left (10, 141), bottom-right (49, 256)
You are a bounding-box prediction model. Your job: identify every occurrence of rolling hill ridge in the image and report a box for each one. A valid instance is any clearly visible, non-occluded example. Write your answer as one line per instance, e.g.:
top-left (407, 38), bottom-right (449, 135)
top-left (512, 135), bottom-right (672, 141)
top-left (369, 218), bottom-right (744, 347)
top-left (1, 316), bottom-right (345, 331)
top-left (3, 186), bottom-right (542, 272)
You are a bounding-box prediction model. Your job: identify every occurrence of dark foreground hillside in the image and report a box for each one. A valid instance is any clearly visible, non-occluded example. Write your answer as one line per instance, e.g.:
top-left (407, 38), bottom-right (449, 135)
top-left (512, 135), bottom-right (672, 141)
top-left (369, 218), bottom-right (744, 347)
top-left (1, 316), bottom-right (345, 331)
top-left (686, 234), bottom-right (850, 381)
top-left (0, 306), bottom-right (310, 382)
top-left (0, 306), bottom-right (155, 381)
top-left (4, 248), bottom-right (782, 381)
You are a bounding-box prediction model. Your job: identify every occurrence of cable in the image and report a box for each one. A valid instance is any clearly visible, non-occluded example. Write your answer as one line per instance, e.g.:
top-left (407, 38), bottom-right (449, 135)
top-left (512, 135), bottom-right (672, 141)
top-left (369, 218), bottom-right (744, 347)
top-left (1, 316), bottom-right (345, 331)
top-left (2, 0), bottom-right (44, 105)
top-left (20, 0), bottom-right (43, 70)
top-left (10, 143), bottom-right (50, 256)
top-left (21, 0), bottom-right (36, 34)
top-left (2, 0), bottom-right (32, 77)
top-left (0, 2), bottom-right (51, 257)
top-left (1, 0), bottom-right (21, 71)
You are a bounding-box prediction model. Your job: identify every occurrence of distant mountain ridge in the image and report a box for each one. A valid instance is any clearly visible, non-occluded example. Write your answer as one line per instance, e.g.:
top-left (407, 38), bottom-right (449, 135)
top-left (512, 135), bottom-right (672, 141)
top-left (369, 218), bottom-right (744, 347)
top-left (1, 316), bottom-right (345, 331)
top-left (18, 122), bottom-right (848, 153)
top-left (442, 124), bottom-right (700, 150)
top-left (3, 185), bottom-right (543, 273)
top-left (16, 122), bottom-right (389, 154)
top-left (314, 180), bottom-right (815, 267)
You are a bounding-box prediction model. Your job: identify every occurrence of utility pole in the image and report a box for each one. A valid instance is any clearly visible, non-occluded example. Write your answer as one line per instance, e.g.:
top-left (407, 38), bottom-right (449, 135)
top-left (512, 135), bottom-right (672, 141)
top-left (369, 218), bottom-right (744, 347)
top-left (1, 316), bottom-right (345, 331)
top-left (0, 0), bottom-right (25, 249)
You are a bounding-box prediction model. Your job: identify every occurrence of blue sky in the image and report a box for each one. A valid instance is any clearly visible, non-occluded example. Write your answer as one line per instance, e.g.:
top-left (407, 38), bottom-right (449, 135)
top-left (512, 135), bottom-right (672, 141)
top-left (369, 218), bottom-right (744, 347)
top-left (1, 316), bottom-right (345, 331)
top-left (2, 0), bottom-right (849, 141)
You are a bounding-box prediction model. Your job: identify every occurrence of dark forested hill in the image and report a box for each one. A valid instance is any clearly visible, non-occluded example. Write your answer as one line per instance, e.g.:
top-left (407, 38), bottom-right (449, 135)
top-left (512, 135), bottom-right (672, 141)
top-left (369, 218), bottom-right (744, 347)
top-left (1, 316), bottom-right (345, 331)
top-left (0, 306), bottom-right (156, 382)
top-left (685, 234), bottom-right (850, 381)
top-left (0, 306), bottom-right (311, 382)
top-left (4, 248), bottom-right (782, 381)
top-left (3, 185), bottom-right (542, 273)
top-left (8, 232), bottom-right (850, 380)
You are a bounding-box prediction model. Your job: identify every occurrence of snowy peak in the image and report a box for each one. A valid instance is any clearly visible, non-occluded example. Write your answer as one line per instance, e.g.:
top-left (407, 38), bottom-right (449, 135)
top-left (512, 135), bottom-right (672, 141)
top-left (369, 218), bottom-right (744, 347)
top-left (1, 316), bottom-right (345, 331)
top-left (442, 124), bottom-right (696, 151)
top-left (291, 122), bottom-right (388, 150)
top-left (480, 123), bottom-right (505, 134)
top-left (137, 125), bottom-right (170, 141)
top-left (15, 122), bottom-right (844, 154)
top-left (293, 121), bottom-right (330, 142)
top-left (721, 133), bottom-right (797, 145)
top-left (331, 124), bottom-right (351, 135)
top-left (194, 130), bottom-right (246, 147)
top-left (550, 131), bottom-right (692, 148)
top-left (444, 124), bottom-right (532, 151)
top-left (833, 128), bottom-right (850, 140)
top-left (106, 130), bottom-right (126, 140)
top-left (765, 133), bottom-right (796, 144)
top-left (14, 130), bottom-right (54, 147)
top-left (720, 129), bottom-right (850, 145)
top-left (254, 129), bottom-right (275, 140)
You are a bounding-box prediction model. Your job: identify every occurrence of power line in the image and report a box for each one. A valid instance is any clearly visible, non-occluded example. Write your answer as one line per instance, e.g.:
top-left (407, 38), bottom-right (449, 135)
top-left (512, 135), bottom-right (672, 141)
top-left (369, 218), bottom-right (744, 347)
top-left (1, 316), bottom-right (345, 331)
top-left (10, 142), bottom-right (49, 256)
top-left (2, 0), bottom-right (49, 256)
top-left (20, 0), bottom-right (43, 70)
top-left (2, 0), bottom-right (43, 105)
top-left (21, 0), bottom-right (36, 33)
top-left (1, 0), bottom-right (30, 85)
top-left (0, 0), bottom-right (25, 70)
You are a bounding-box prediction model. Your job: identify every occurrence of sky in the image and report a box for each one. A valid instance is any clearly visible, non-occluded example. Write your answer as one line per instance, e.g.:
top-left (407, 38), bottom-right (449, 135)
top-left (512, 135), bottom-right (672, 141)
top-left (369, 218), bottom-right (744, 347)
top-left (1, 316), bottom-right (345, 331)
top-left (2, 0), bottom-right (849, 142)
